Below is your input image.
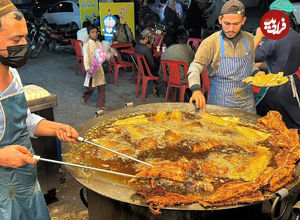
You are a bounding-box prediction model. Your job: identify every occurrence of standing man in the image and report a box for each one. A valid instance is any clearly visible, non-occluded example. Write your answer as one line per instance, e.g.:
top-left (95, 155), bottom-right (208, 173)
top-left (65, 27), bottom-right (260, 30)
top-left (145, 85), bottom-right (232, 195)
top-left (254, 0), bottom-right (300, 133)
top-left (0, 1), bottom-right (79, 219)
top-left (188, 0), bottom-right (264, 113)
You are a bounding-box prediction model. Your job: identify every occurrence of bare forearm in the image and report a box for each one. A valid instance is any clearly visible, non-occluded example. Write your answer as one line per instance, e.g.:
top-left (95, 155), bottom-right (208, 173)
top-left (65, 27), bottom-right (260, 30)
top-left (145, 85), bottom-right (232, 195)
top-left (34, 120), bottom-right (63, 137)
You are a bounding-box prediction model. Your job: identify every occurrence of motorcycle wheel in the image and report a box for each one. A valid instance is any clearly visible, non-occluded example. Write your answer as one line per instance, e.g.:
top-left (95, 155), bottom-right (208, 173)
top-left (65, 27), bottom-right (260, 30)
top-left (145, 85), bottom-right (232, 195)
top-left (29, 41), bottom-right (43, 58)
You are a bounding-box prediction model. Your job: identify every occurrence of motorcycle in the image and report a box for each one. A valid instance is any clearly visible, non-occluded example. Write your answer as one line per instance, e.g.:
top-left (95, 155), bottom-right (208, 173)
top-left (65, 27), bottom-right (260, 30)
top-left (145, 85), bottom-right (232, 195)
top-left (47, 24), bottom-right (77, 54)
top-left (29, 21), bottom-right (51, 58)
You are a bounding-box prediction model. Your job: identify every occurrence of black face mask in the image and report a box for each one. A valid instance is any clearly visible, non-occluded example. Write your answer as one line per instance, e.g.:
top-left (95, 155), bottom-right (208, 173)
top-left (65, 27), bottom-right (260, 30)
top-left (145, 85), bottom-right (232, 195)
top-left (0, 44), bottom-right (29, 68)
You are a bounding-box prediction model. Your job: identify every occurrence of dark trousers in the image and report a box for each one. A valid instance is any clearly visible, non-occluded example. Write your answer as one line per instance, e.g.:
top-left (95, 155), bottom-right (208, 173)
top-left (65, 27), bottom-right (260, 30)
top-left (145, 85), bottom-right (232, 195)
top-left (82, 81), bottom-right (105, 107)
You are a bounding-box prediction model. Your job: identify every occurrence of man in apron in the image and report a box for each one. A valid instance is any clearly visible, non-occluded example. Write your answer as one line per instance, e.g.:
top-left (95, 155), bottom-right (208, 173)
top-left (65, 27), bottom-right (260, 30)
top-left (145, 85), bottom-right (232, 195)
top-left (254, 0), bottom-right (300, 133)
top-left (188, 0), bottom-right (265, 113)
top-left (0, 1), bottom-right (79, 219)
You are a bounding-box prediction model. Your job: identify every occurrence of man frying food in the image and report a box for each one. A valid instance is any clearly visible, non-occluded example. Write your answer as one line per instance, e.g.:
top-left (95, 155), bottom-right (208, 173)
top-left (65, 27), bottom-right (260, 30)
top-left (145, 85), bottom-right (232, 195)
top-left (188, 0), bottom-right (265, 113)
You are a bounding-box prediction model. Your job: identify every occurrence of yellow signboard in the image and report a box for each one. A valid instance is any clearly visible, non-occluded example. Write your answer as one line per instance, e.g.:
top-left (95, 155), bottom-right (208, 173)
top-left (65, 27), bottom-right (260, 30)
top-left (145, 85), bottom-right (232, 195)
top-left (79, 0), bottom-right (99, 26)
top-left (99, 2), bottom-right (135, 39)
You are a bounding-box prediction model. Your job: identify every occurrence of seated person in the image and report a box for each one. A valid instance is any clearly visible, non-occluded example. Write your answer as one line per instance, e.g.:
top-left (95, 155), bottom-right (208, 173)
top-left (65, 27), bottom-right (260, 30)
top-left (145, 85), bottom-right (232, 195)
top-left (112, 14), bottom-right (134, 44)
top-left (135, 29), bottom-right (160, 96)
top-left (159, 28), bottom-right (196, 86)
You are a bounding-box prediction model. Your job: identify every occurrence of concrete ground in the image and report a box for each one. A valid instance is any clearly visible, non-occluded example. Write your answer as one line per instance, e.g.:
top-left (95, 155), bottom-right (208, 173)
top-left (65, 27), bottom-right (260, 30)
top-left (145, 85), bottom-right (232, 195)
top-left (19, 48), bottom-right (300, 220)
top-left (18, 48), bottom-right (165, 219)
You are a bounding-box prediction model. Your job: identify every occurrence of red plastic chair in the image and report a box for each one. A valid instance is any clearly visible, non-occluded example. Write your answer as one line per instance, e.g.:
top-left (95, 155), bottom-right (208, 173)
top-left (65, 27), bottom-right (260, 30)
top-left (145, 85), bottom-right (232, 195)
top-left (70, 39), bottom-right (84, 77)
top-left (108, 43), bottom-right (135, 85)
top-left (134, 52), bottom-right (160, 101)
top-left (187, 38), bottom-right (203, 51)
top-left (153, 33), bottom-right (165, 49)
top-left (296, 66), bottom-right (300, 79)
top-left (161, 60), bottom-right (189, 102)
top-left (201, 68), bottom-right (210, 103)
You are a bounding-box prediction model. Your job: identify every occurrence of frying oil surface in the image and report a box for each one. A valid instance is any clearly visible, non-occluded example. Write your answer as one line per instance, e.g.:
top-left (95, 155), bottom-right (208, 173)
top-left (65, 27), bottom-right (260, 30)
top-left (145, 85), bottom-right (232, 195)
top-left (66, 110), bottom-right (277, 195)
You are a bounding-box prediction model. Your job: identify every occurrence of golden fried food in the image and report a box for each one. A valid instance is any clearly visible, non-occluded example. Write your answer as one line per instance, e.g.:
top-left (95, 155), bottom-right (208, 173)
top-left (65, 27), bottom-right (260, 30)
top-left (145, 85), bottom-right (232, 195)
top-left (257, 111), bottom-right (287, 133)
top-left (165, 130), bottom-right (181, 146)
top-left (201, 181), bottom-right (260, 204)
top-left (69, 109), bottom-right (300, 214)
top-left (113, 115), bottom-right (148, 125)
top-left (191, 140), bottom-right (222, 153)
top-left (269, 128), bottom-right (300, 149)
top-left (243, 72), bottom-right (288, 87)
top-left (200, 190), bottom-right (264, 207)
top-left (134, 161), bottom-right (199, 182)
top-left (138, 138), bottom-right (158, 151)
top-left (234, 126), bottom-right (270, 142)
top-left (168, 109), bottom-right (182, 120)
top-left (152, 111), bottom-right (167, 122)
top-left (268, 165), bottom-right (295, 192)
top-left (136, 187), bottom-right (203, 215)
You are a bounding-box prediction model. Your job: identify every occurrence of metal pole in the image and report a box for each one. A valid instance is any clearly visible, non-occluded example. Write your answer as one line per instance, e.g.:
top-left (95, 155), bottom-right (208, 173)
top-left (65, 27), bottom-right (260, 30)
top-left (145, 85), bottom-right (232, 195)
top-left (33, 155), bottom-right (137, 178)
top-left (77, 137), bottom-right (153, 167)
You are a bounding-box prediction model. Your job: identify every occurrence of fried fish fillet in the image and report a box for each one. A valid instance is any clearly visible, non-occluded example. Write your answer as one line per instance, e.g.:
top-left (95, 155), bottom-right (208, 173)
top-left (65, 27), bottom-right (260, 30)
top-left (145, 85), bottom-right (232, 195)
top-left (136, 187), bottom-right (203, 215)
top-left (134, 161), bottom-right (199, 182)
top-left (201, 181), bottom-right (260, 204)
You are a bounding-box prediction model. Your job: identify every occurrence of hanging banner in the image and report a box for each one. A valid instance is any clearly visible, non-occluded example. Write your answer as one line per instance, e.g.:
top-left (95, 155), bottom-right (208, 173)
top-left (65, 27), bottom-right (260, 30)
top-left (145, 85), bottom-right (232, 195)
top-left (99, 2), bottom-right (135, 39)
top-left (79, 0), bottom-right (100, 27)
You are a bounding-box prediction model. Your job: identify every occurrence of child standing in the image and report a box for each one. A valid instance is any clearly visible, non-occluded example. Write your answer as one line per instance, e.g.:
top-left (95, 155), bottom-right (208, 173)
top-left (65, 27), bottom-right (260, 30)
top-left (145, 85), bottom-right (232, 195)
top-left (82, 24), bottom-right (108, 110)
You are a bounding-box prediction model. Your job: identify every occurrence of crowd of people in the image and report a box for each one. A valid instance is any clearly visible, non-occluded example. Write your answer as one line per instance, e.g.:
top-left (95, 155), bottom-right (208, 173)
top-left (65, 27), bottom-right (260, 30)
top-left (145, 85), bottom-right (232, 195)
top-left (0, 0), bottom-right (299, 219)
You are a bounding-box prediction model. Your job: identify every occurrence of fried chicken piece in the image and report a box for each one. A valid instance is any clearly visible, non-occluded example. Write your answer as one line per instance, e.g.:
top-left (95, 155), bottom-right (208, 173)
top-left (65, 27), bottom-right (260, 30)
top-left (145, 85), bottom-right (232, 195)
top-left (136, 187), bottom-right (202, 215)
top-left (165, 130), bottom-right (181, 146)
top-left (199, 190), bottom-right (264, 207)
top-left (202, 181), bottom-right (260, 204)
top-left (152, 111), bottom-right (166, 122)
top-left (134, 161), bottom-right (199, 182)
top-left (191, 140), bottom-right (222, 153)
top-left (268, 165), bottom-right (295, 192)
top-left (138, 138), bottom-right (158, 151)
top-left (257, 111), bottom-right (287, 133)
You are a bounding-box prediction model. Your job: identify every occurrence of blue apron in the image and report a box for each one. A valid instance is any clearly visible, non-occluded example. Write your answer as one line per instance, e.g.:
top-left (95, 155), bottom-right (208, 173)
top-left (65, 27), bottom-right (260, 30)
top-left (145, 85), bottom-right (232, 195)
top-left (209, 33), bottom-right (256, 114)
top-left (0, 77), bottom-right (50, 220)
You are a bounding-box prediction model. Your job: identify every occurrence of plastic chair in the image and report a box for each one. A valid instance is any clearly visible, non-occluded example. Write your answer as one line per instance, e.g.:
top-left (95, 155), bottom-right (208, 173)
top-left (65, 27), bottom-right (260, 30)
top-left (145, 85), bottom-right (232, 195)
top-left (108, 43), bottom-right (135, 85)
top-left (153, 33), bottom-right (165, 49)
top-left (134, 52), bottom-right (160, 101)
top-left (201, 68), bottom-right (210, 103)
top-left (70, 39), bottom-right (84, 77)
top-left (187, 38), bottom-right (203, 51)
top-left (161, 60), bottom-right (189, 102)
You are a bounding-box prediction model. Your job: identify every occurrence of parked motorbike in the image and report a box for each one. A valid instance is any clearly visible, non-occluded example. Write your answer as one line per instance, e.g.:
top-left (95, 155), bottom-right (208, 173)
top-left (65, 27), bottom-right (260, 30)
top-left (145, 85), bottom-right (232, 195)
top-left (47, 24), bottom-right (77, 54)
top-left (29, 21), bottom-right (51, 58)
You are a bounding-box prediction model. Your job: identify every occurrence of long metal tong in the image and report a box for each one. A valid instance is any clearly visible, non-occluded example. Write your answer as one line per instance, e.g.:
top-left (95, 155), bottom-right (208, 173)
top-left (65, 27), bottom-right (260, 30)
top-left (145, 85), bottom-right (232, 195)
top-left (77, 137), bottom-right (153, 167)
top-left (33, 155), bottom-right (137, 178)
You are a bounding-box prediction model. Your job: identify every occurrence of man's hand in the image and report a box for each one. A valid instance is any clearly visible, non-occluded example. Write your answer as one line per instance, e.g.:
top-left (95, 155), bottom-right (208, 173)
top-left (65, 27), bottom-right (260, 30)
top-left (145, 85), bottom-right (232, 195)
top-left (56, 124), bottom-right (79, 144)
top-left (189, 91), bottom-right (206, 112)
top-left (0, 145), bottom-right (37, 168)
top-left (254, 71), bottom-right (266, 77)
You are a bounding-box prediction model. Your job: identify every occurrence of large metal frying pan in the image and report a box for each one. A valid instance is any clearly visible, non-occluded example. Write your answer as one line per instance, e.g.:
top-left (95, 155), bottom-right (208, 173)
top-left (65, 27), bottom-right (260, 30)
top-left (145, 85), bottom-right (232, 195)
top-left (62, 103), bottom-right (300, 211)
